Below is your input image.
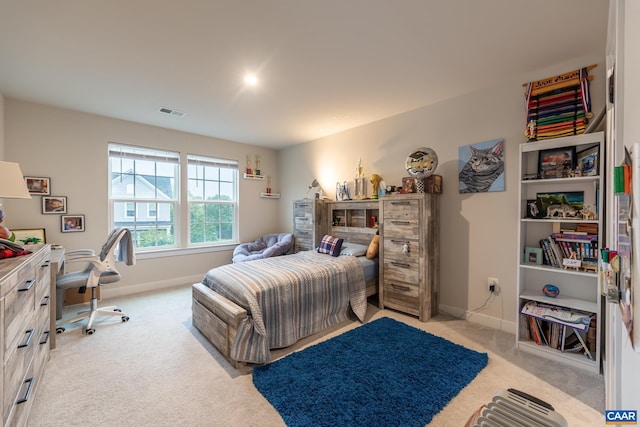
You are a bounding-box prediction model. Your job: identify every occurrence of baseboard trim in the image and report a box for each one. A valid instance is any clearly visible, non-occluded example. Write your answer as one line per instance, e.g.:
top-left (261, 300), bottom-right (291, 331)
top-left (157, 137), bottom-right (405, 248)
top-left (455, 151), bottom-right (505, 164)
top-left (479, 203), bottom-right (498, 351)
top-left (439, 303), bottom-right (516, 335)
top-left (101, 274), bottom-right (203, 299)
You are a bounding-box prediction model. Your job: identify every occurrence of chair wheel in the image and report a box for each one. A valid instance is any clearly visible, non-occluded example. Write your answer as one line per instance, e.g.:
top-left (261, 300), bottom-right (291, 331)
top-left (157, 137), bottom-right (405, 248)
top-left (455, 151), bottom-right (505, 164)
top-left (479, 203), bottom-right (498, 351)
top-left (84, 328), bottom-right (96, 335)
top-left (56, 327), bottom-right (65, 334)
top-left (122, 316), bottom-right (130, 322)
top-left (114, 308), bottom-right (122, 312)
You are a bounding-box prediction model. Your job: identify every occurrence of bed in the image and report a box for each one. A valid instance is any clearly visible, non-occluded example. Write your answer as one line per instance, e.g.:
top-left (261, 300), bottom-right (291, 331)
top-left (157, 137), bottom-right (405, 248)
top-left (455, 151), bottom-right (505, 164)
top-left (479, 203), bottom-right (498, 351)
top-left (192, 237), bottom-right (378, 368)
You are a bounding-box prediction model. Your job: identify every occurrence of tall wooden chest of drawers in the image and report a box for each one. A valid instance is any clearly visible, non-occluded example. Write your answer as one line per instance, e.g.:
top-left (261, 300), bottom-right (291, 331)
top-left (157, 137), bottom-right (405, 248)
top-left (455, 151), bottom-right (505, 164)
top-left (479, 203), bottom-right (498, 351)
top-left (292, 199), bottom-right (326, 252)
top-left (379, 194), bottom-right (440, 322)
top-left (0, 244), bottom-right (52, 427)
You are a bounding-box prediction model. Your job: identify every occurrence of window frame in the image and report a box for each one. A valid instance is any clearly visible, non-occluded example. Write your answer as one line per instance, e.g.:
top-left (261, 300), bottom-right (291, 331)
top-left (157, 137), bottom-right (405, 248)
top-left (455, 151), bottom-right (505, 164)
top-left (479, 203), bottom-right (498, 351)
top-left (186, 153), bottom-right (239, 247)
top-left (108, 143), bottom-right (240, 254)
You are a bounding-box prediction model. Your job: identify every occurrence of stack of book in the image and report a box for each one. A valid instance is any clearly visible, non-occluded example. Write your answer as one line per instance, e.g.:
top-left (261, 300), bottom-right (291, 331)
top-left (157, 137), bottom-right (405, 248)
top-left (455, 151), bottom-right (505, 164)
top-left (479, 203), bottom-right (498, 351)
top-left (519, 301), bottom-right (595, 360)
top-left (538, 231), bottom-right (598, 269)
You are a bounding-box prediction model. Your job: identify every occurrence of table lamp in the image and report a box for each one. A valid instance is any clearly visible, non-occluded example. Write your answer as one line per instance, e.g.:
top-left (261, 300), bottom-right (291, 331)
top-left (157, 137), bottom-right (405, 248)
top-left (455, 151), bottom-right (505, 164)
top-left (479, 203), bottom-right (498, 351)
top-left (0, 161), bottom-right (32, 239)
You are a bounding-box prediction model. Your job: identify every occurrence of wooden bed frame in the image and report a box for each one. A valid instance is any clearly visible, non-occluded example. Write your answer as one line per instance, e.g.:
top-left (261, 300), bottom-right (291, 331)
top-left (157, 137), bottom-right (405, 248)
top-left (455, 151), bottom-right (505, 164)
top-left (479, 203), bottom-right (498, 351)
top-left (192, 230), bottom-right (378, 368)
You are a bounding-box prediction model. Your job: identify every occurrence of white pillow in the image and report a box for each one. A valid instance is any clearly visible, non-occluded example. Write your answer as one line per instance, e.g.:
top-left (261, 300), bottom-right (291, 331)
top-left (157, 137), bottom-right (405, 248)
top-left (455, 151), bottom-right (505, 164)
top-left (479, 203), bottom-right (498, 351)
top-left (339, 242), bottom-right (368, 257)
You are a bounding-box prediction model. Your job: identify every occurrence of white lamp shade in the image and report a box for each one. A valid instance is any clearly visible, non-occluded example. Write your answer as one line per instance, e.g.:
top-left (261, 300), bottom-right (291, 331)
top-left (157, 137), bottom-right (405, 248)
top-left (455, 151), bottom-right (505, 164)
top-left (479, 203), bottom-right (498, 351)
top-left (0, 161), bottom-right (32, 199)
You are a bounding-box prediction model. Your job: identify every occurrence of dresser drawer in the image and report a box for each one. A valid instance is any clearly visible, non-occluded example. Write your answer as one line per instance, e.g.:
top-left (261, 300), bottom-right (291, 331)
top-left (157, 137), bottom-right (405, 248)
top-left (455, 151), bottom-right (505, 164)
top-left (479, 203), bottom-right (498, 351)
top-left (383, 238), bottom-right (420, 260)
top-left (4, 278), bottom-right (36, 354)
top-left (383, 256), bottom-right (420, 284)
top-left (4, 359), bottom-right (36, 427)
top-left (382, 199), bottom-right (419, 219)
top-left (383, 280), bottom-right (419, 314)
top-left (3, 324), bottom-right (37, 421)
top-left (383, 218), bottom-right (421, 237)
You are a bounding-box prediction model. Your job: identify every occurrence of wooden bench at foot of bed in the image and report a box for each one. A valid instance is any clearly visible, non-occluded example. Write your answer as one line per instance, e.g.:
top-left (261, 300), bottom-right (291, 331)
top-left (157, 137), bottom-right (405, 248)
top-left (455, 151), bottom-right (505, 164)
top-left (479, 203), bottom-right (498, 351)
top-left (192, 278), bottom-right (377, 369)
top-left (192, 283), bottom-right (247, 369)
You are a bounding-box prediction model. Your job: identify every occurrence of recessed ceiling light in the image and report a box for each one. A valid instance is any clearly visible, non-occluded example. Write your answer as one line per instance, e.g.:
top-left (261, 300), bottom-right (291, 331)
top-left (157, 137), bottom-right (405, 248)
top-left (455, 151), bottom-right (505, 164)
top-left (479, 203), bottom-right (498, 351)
top-left (243, 74), bottom-right (258, 86)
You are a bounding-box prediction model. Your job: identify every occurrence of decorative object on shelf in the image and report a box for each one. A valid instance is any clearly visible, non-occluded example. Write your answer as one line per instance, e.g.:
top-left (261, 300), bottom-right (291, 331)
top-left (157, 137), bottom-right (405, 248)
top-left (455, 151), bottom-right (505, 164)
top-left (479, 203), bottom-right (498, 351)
top-left (24, 176), bottom-right (51, 195)
top-left (254, 155), bottom-right (261, 176)
top-left (61, 214), bottom-right (85, 232)
top-left (458, 139), bottom-right (504, 193)
top-left (369, 174), bottom-right (382, 199)
top-left (401, 177), bottom-right (415, 193)
top-left (305, 178), bottom-right (319, 198)
top-left (542, 284), bottom-right (560, 298)
top-left (423, 175), bottom-right (442, 194)
top-left (354, 177), bottom-right (366, 200)
top-left (523, 65), bottom-right (595, 141)
top-left (536, 191), bottom-right (584, 219)
top-left (356, 158), bottom-right (364, 178)
top-left (576, 145), bottom-right (599, 176)
top-left (580, 203), bottom-right (597, 220)
top-left (266, 175), bottom-right (272, 194)
top-left (335, 181), bottom-right (351, 201)
top-left (526, 199), bottom-right (544, 218)
top-left (523, 247), bottom-right (543, 265)
top-left (42, 195), bottom-right (67, 214)
top-left (562, 253), bottom-right (581, 271)
top-left (246, 155), bottom-right (252, 175)
top-left (405, 147), bottom-right (438, 193)
top-left (538, 146), bottom-right (576, 179)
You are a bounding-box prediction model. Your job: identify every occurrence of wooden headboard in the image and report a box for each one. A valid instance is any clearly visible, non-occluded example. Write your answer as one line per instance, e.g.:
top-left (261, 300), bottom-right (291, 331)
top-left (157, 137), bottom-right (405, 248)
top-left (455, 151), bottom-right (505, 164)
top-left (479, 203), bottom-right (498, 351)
top-left (325, 200), bottom-right (380, 245)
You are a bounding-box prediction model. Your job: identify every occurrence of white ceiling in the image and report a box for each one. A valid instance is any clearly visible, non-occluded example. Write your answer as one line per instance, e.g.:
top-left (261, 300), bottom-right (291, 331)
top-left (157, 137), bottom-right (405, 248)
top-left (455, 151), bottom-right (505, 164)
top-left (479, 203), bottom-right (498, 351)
top-left (0, 1), bottom-right (608, 149)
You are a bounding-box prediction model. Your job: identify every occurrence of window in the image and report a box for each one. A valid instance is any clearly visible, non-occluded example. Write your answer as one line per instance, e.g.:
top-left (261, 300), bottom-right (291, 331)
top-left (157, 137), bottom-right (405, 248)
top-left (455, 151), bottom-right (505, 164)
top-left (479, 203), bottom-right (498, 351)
top-left (109, 143), bottom-right (179, 250)
top-left (108, 143), bottom-right (239, 252)
top-left (187, 154), bottom-right (239, 245)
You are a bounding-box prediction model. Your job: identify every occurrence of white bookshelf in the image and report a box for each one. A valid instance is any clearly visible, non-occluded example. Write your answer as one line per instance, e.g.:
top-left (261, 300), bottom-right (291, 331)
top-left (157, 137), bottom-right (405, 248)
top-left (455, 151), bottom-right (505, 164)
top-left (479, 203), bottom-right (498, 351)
top-left (516, 132), bottom-right (604, 373)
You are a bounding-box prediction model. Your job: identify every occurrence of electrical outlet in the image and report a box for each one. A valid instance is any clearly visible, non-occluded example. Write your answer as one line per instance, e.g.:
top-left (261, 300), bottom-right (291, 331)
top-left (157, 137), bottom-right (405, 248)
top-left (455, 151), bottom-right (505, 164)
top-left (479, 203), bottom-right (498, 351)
top-left (488, 277), bottom-right (498, 293)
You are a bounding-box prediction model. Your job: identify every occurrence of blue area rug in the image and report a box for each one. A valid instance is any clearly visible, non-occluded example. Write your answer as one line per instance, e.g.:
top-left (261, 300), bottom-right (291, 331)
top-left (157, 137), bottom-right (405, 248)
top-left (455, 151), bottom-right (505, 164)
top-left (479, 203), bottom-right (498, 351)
top-left (253, 317), bottom-right (488, 427)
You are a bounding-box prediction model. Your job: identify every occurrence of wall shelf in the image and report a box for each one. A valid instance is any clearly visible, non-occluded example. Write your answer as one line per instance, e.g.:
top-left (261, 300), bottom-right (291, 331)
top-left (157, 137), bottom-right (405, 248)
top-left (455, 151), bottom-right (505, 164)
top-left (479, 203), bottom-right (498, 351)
top-left (243, 173), bottom-right (265, 180)
top-left (260, 193), bottom-right (280, 199)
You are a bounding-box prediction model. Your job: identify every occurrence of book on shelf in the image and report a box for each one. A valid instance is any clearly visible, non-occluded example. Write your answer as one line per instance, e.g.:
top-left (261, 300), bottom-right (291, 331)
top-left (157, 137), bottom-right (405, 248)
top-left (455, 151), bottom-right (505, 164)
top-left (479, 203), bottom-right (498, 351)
top-left (536, 232), bottom-right (599, 269)
top-left (520, 302), bottom-right (595, 360)
top-left (520, 301), bottom-right (592, 333)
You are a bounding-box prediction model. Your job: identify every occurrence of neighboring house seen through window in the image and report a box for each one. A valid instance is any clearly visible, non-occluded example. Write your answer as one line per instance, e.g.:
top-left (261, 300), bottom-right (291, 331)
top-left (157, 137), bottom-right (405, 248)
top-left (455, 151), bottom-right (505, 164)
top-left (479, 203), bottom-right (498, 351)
top-left (108, 143), bottom-right (239, 252)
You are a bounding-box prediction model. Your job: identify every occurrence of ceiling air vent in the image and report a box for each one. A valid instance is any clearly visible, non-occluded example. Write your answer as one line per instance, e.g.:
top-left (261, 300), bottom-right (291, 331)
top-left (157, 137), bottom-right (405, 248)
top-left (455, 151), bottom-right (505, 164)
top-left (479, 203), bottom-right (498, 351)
top-left (158, 107), bottom-right (186, 118)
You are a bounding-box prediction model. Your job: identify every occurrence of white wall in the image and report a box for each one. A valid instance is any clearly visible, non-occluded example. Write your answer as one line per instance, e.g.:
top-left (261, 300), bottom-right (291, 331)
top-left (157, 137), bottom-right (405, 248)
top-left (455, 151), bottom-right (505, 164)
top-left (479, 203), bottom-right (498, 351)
top-left (3, 99), bottom-right (281, 296)
top-left (279, 54), bottom-right (605, 332)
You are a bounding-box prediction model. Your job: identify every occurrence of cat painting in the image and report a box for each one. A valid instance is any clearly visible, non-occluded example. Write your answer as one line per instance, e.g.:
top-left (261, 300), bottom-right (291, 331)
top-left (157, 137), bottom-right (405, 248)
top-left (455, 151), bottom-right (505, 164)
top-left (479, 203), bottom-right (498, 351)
top-left (458, 139), bottom-right (505, 193)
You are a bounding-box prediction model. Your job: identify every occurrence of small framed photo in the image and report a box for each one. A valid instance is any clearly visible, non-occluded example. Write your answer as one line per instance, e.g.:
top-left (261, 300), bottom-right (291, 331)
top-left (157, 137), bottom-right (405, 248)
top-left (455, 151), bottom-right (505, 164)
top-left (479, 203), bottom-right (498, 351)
top-left (11, 228), bottom-right (46, 244)
top-left (538, 146), bottom-right (576, 179)
top-left (25, 176), bottom-right (50, 195)
top-left (401, 177), bottom-right (416, 193)
top-left (526, 199), bottom-right (543, 219)
top-left (576, 145), bottom-right (599, 176)
top-left (42, 196), bottom-right (67, 214)
top-left (61, 215), bottom-right (85, 232)
top-left (524, 246), bottom-right (543, 265)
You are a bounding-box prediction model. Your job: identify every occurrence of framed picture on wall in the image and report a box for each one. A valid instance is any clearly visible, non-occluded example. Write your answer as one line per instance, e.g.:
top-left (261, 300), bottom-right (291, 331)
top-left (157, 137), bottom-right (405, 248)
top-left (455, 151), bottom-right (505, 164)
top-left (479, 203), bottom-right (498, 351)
top-left (42, 196), bottom-right (67, 214)
top-left (61, 215), bottom-right (85, 232)
top-left (25, 176), bottom-right (50, 195)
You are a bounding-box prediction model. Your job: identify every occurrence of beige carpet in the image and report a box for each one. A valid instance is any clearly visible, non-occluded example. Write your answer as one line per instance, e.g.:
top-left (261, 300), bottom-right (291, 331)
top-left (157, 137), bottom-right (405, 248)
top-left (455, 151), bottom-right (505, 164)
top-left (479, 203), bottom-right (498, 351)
top-left (28, 285), bottom-right (604, 426)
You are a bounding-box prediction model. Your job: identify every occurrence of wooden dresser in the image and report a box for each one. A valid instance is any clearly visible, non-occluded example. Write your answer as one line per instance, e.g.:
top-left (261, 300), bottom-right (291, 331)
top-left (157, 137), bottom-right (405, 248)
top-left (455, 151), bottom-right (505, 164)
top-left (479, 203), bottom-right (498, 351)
top-left (0, 244), bottom-right (52, 427)
top-left (292, 199), bottom-right (326, 252)
top-left (379, 194), bottom-right (440, 322)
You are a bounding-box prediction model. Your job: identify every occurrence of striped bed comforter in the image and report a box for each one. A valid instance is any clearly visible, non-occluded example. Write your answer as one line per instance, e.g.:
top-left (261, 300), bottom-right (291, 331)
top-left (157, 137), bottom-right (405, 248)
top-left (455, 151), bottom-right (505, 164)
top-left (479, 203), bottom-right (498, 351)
top-left (201, 250), bottom-right (367, 364)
